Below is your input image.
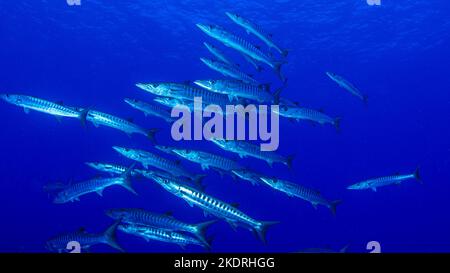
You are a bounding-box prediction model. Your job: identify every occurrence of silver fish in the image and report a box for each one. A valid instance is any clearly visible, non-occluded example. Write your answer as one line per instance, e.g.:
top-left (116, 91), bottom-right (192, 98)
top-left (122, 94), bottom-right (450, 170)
top-left (124, 98), bottom-right (174, 123)
top-left (259, 177), bottom-right (341, 215)
top-left (274, 104), bottom-right (341, 131)
top-left (326, 72), bottom-right (368, 104)
top-left (347, 168), bottom-right (422, 192)
top-left (226, 12), bottom-right (288, 57)
top-left (200, 57), bottom-right (259, 84)
top-left (203, 42), bottom-right (235, 66)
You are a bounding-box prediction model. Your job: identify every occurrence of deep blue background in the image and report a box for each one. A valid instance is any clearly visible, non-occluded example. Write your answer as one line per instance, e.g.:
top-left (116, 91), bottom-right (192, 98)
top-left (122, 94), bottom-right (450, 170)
top-left (1, 0), bottom-right (449, 253)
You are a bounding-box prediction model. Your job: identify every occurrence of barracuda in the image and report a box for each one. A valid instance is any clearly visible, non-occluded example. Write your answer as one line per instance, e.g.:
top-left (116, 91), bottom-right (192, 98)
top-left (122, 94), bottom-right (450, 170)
top-left (80, 109), bottom-right (158, 142)
top-left (136, 82), bottom-right (232, 106)
top-left (152, 176), bottom-right (278, 243)
top-left (118, 223), bottom-right (210, 250)
top-left (326, 72), bottom-right (368, 104)
top-left (274, 104), bottom-right (341, 132)
top-left (347, 168), bottom-right (422, 192)
top-left (241, 52), bottom-right (263, 72)
top-left (196, 23), bottom-right (286, 81)
top-left (259, 177), bottom-right (341, 215)
top-left (106, 208), bottom-right (216, 245)
top-left (124, 98), bottom-right (174, 123)
top-left (112, 146), bottom-right (203, 182)
top-left (211, 139), bottom-right (294, 168)
top-left (171, 148), bottom-right (244, 176)
top-left (85, 162), bottom-right (141, 177)
top-left (231, 169), bottom-right (265, 186)
top-left (53, 166), bottom-right (137, 204)
top-left (194, 79), bottom-right (280, 103)
top-left (226, 12), bottom-right (288, 57)
top-left (135, 168), bottom-right (206, 190)
top-left (200, 57), bottom-right (259, 84)
top-left (203, 42), bottom-right (235, 66)
top-left (46, 221), bottom-right (123, 253)
top-left (1, 94), bottom-right (81, 119)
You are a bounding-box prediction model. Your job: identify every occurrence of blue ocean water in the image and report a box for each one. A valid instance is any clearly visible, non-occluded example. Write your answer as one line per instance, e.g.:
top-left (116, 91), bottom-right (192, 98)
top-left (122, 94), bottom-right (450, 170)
top-left (1, 0), bottom-right (450, 253)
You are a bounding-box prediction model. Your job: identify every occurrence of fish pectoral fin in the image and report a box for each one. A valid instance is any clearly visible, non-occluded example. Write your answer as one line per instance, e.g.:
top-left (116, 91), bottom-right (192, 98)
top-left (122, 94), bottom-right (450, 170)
top-left (54, 116), bottom-right (62, 123)
top-left (227, 95), bottom-right (234, 102)
top-left (371, 187), bottom-right (377, 192)
top-left (203, 211), bottom-right (209, 218)
top-left (201, 164), bottom-right (209, 170)
top-left (96, 189), bottom-right (103, 196)
top-left (23, 107), bottom-right (30, 114)
top-left (311, 203), bottom-right (318, 210)
top-left (238, 153), bottom-right (245, 159)
top-left (186, 200), bottom-right (194, 207)
top-left (92, 122), bottom-right (99, 128)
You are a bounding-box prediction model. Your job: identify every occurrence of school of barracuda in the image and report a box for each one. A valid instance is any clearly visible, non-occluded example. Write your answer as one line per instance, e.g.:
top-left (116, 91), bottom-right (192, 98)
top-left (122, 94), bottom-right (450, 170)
top-left (1, 12), bottom-right (422, 253)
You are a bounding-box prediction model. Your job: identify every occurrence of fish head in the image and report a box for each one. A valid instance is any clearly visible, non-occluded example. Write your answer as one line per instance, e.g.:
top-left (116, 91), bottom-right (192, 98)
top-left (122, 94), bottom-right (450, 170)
top-left (135, 83), bottom-right (168, 96)
top-left (85, 162), bottom-right (101, 169)
top-left (196, 23), bottom-right (225, 38)
top-left (0, 94), bottom-right (22, 104)
top-left (259, 176), bottom-right (278, 187)
top-left (124, 98), bottom-right (138, 107)
top-left (199, 57), bottom-right (214, 67)
top-left (112, 146), bottom-right (136, 159)
top-left (152, 175), bottom-right (180, 193)
top-left (346, 182), bottom-right (367, 190)
top-left (203, 42), bottom-right (214, 51)
top-left (105, 208), bottom-right (128, 220)
top-left (325, 72), bottom-right (337, 80)
top-left (172, 149), bottom-right (195, 160)
top-left (225, 12), bottom-right (243, 24)
top-left (194, 79), bottom-right (216, 90)
top-left (210, 138), bottom-right (229, 148)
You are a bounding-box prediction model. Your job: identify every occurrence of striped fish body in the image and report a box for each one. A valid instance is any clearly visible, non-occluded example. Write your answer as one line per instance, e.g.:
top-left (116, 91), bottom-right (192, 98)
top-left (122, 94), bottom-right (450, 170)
top-left (200, 57), bottom-right (258, 84)
top-left (232, 169), bottom-right (263, 186)
top-left (124, 98), bottom-right (174, 123)
top-left (212, 140), bottom-right (289, 167)
top-left (226, 12), bottom-right (287, 56)
top-left (1, 94), bottom-right (81, 118)
top-left (46, 230), bottom-right (105, 252)
top-left (348, 169), bottom-right (421, 191)
top-left (118, 224), bottom-right (205, 249)
top-left (195, 79), bottom-right (272, 103)
top-left (204, 42), bottom-right (234, 66)
top-left (173, 149), bottom-right (242, 172)
top-left (85, 110), bottom-right (147, 136)
top-left (84, 162), bottom-right (141, 177)
top-left (276, 105), bottom-right (339, 128)
top-left (158, 83), bottom-right (232, 106)
top-left (113, 147), bottom-right (195, 180)
top-left (53, 176), bottom-right (130, 203)
top-left (197, 24), bottom-right (276, 69)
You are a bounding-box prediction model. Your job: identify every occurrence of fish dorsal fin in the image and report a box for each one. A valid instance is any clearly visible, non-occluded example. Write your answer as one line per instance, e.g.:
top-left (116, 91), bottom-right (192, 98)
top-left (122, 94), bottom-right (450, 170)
top-left (231, 203), bottom-right (240, 208)
top-left (318, 108), bottom-right (325, 113)
top-left (56, 101), bottom-right (64, 106)
top-left (126, 117), bottom-right (134, 123)
top-left (77, 227), bottom-right (86, 233)
top-left (394, 172), bottom-right (400, 175)
top-left (255, 45), bottom-right (261, 50)
top-left (294, 101), bottom-right (300, 106)
top-left (183, 80), bottom-right (192, 85)
top-left (175, 160), bottom-right (181, 165)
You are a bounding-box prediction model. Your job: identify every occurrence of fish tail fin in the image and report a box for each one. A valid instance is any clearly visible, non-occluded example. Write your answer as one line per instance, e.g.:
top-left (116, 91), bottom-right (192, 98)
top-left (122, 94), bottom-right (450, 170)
top-left (193, 174), bottom-right (207, 189)
top-left (329, 200), bottom-right (342, 216)
top-left (253, 221), bottom-right (279, 244)
top-left (102, 220), bottom-right (124, 252)
top-left (334, 117), bottom-right (341, 132)
top-left (285, 154), bottom-right (295, 169)
top-left (281, 49), bottom-right (289, 58)
top-left (79, 109), bottom-right (89, 127)
top-left (272, 85), bottom-right (285, 105)
top-left (147, 128), bottom-right (159, 144)
top-left (119, 163), bottom-right (137, 195)
top-left (274, 61), bottom-right (287, 83)
top-left (194, 220), bottom-right (218, 247)
top-left (414, 167), bottom-right (422, 183)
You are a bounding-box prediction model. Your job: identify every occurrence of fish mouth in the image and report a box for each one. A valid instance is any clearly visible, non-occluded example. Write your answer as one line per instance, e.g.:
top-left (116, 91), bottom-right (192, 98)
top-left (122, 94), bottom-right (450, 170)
top-left (225, 12), bottom-right (236, 20)
top-left (196, 23), bottom-right (208, 33)
top-left (346, 184), bottom-right (358, 190)
top-left (112, 146), bottom-right (127, 154)
top-left (123, 98), bottom-right (134, 105)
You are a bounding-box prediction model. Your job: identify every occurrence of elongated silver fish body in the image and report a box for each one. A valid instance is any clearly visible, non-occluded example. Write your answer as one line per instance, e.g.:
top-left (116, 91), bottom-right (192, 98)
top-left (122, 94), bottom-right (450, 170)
top-left (53, 175), bottom-right (135, 203)
top-left (106, 208), bottom-right (216, 245)
top-left (118, 223), bottom-right (206, 249)
top-left (200, 57), bottom-right (258, 84)
top-left (85, 162), bottom-right (141, 177)
top-left (204, 42), bottom-right (235, 66)
top-left (241, 52), bottom-right (263, 72)
top-left (1, 94), bottom-right (81, 118)
top-left (124, 98), bottom-right (174, 123)
top-left (347, 168), bottom-right (421, 192)
top-left (275, 105), bottom-right (340, 130)
top-left (46, 221), bottom-right (123, 253)
top-left (326, 72), bottom-right (367, 104)
top-left (211, 139), bottom-right (293, 168)
top-left (232, 169), bottom-right (264, 186)
top-left (226, 12), bottom-right (288, 57)
top-left (83, 109), bottom-right (148, 137)
top-left (196, 24), bottom-right (277, 69)
top-left (194, 79), bottom-right (273, 103)
top-left (259, 177), bottom-right (341, 215)
top-left (112, 146), bottom-right (197, 180)
top-left (171, 148), bottom-right (243, 172)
